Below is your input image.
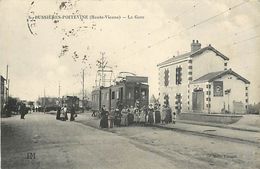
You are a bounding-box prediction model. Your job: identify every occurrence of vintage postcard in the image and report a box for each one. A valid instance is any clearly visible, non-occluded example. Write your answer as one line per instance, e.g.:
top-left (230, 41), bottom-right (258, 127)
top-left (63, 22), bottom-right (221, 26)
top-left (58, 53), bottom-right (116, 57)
top-left (1, 0), bottom-right (260, 169)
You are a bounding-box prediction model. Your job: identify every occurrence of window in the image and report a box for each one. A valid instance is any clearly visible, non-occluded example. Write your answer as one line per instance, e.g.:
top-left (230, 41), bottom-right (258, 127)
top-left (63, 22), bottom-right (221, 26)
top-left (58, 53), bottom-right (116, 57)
top-left (164, 69), bottom-right (169, 87)
top-left (176, 67), bottom-right (182, 85)
top-left (141, 89), bottom-right (147, 99)
top-left (245, 93), bottom-right (248, 97)
top-left (112, 91), bottom-right (115, 99)
top-left (116, 91), bottom-right (119, 99)
top-left (224, 63), bottom-right (227, 66)
top-left (245, 87), bottom-right (248, 90)
top-left (175, 94), bottom-right (182, 113)
top-left (246, 99), bottom-right (248, 103)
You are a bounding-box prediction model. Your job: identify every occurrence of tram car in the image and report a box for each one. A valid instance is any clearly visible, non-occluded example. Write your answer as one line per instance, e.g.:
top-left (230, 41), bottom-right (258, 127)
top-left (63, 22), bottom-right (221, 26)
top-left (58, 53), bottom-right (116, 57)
top-left (62, 96), bottom-right (80, 112)
top-left (91, 75), bottom-right (149, 112)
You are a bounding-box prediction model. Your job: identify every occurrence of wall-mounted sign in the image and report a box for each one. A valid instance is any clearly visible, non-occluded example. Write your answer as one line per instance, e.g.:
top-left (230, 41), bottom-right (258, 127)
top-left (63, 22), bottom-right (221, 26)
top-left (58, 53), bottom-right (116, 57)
top-left (213, 81), bottom-right (223, 97)
top-left (126, 76), bottom-right (148, 83)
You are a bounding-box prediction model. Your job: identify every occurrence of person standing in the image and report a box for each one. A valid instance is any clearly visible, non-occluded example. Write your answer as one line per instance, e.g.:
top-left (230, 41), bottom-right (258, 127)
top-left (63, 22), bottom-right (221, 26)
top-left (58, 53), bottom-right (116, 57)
top-left (70, 104), bottom-right (76, 121)
top-left (128, 106), bottom-right (134, 125)
top-left (60, 106), bottom-right (66, 121)
top-left (100, 105), bottom-right (108, 128)
top-left (63, 105), bottom-right (68, 121)
top-left (148, 104), bottom-right (154, 124)
top-left (20, 103), bottom-right (26, 119)
top-left (172, 111), bottom-right (176, 124)
top-left (56, 106), bottom-right (61, 120)
top-left (120, 106), bottom-right (129, 126)
top-left (114, 108), bottom-right (121, 127)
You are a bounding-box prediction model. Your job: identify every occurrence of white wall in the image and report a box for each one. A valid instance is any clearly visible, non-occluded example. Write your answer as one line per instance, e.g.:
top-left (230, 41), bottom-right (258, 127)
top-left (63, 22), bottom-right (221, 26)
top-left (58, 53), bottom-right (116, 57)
top-left (158, 60), bottom-right (189, 112)
top-left (210, 74), bottom-right (247, 114)
top-left (192, 50), bottom-right (226, 80)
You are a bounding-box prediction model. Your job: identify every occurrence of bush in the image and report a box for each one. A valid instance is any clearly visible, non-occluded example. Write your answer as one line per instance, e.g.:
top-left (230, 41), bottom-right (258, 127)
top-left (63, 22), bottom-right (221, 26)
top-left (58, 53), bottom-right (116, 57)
top-left (248, 103), bottom-right (260, 114)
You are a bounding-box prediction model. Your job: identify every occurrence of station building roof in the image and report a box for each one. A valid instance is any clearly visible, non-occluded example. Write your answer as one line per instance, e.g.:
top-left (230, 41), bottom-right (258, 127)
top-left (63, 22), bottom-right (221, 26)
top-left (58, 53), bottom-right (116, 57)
top-left (157, 45), bottom-right (229, 67)
top-left (191, 69), bottom-right (250, 84)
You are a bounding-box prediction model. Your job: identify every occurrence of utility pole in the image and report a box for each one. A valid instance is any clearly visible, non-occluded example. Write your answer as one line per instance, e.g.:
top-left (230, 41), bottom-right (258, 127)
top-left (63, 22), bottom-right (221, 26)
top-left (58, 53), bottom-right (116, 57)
top-left (58, 82), bottom-right (61, 98)
top-left (101, 52), bottom-right (105, 87)
top-left (82, 69), bottom-right (85, 112)
top-left (96, 52), bottom-right (111, 87)
top-left (58, 82), bottom-right (61, 106)
top-left (8, 79), bottom-right (10, 99)
top-left (6, 65), bottom-right (9, 101)
top-left (44, 88), bottom-right (46, 113)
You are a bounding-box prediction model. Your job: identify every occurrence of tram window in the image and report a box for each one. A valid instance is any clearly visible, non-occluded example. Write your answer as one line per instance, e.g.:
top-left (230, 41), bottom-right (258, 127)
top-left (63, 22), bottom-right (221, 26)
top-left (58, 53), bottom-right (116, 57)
top-left (106, 93), bottom-right (109, 100)
top-left (128, 92), bottom-right (131, 99)
top-left (112, 91), bottom-right (115, 99)
top-left (116, 91), bottom-right (119, 99)
top-left (141, 89), bottom-right (147, 99)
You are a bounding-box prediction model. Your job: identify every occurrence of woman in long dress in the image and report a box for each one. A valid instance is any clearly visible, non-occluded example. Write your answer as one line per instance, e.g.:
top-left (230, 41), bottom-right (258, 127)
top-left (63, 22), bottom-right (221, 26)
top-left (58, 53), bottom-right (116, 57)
top-left (147, 104), bottom-right (154, 124)
top-left (120, 107), bottom-right (129, 126)
top-left (100, 106), bottom-right (108, 128)
top-left (139, 106), bottom-right (147, 125)
top-left (133, 108), bottom-right (140, 124)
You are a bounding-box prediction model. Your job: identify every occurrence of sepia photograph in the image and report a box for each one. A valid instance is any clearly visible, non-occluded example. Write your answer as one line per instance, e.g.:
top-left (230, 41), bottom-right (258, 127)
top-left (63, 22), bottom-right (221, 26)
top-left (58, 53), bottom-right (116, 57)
top-left (0, 0), bottom-right (260, 168)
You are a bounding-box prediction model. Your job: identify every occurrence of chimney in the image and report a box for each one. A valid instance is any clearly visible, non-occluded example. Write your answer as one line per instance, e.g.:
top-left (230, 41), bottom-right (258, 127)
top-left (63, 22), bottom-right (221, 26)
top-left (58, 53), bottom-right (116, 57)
top-left (191, 40), bottom-right (201, 52)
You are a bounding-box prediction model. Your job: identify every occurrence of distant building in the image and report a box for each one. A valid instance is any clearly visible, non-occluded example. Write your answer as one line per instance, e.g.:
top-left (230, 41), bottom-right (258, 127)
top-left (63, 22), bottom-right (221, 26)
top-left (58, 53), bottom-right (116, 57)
top-left (0, 75), bottom-right (7, 115)
top-left (157, 40), bottom-right (250, 114)
top-left (37, 97), bottom-right (59, 108)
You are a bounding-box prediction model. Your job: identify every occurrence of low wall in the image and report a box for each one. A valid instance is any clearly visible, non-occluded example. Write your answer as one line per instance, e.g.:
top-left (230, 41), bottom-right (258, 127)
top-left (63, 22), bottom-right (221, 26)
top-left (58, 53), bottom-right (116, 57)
top-left (178, 113), bottom-right (242, 124)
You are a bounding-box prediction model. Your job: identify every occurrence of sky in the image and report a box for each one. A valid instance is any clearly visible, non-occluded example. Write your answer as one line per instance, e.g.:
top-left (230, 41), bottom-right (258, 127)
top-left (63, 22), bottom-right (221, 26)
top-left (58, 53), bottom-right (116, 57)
top-left (0, 0), bottom-right (260, 103)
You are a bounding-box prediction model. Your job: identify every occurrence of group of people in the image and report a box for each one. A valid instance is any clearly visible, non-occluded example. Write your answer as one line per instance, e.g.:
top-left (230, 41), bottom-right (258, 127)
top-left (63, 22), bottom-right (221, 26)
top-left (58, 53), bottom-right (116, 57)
top-left (99, 101), bottom-right (176, 128)
top-left (56, 104), bottom-right (77, 121)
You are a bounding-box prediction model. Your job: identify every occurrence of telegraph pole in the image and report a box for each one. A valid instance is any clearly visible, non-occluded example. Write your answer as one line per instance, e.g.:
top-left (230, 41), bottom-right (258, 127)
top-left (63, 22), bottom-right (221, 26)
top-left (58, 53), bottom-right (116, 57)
top-left (58, 82), bottom-right (61, 98)
top-left (58, 82), bottom-right (61, 106)
top-left (44, 88), bottom-right (46, 113)
top-left (95, 52), bottom-right (114, 88)
top-left (82, 69), bottom-right (85, 112)
top-left (6, 65), bottom-right (9, 100)
top-left (101, 52), bottom-right (105, 86)
top-left (8, 79), bottom-right (10, 99)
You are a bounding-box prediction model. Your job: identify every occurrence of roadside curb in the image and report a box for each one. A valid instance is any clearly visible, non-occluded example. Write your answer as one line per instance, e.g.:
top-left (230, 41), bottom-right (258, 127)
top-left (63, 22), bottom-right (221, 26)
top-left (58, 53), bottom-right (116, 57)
top-left (77, 116), bottom-right (260, 146)
top-left (152, 124), bottom-right (260, 146)
top-left (176, 120), bottom-right (260, 133)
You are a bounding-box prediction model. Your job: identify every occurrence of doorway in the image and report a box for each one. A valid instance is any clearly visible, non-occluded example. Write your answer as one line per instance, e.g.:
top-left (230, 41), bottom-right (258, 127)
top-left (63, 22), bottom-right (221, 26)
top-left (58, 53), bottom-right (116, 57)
top-left (192, 90), bottom-right (204, 111)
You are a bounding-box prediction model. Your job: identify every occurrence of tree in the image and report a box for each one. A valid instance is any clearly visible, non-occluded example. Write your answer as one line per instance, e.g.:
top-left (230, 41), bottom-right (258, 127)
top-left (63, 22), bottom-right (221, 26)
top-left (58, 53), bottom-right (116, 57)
top-left (150, 94), bottom-right (159, 105)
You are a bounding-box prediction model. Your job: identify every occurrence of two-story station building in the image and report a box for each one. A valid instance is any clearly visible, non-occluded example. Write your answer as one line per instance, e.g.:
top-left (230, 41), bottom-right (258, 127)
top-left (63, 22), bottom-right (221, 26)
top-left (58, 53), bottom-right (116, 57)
top-left (157, 40), bottom-right (250, 114)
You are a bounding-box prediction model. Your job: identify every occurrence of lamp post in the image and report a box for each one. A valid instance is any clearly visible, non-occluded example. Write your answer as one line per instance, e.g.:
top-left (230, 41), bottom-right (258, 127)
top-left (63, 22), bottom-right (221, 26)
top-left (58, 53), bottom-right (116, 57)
top-left (225, 89), bottom-right (231, 113)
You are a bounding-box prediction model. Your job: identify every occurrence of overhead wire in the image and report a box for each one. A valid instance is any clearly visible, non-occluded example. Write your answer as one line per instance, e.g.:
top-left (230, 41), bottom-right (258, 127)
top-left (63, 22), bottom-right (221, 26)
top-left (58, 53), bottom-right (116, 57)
top-left (129, 0), bottom-right (250, 56)
top-left (113, 2), bottom-right (199, 56)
